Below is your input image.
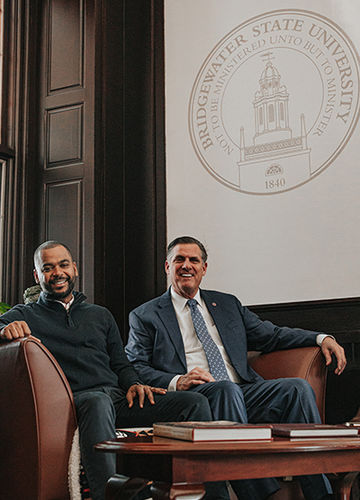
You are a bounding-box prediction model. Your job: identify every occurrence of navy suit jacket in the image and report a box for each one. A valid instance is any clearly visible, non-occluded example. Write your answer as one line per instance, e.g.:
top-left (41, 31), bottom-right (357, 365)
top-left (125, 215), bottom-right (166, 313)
top-left (126, 288), bottom-right (319, 388)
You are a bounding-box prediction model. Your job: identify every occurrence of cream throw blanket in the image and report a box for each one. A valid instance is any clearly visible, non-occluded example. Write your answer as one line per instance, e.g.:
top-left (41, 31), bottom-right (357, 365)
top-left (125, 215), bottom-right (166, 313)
top-left (68, 428), bottom-right (82, 500)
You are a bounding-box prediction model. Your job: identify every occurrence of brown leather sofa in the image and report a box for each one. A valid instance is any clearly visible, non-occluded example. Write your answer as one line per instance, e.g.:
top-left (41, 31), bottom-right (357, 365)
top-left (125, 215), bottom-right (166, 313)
top-left (0, 338), bottom-right (326, 500)
top-left (0, 337), bottom-right (77, 500)
top-left (248, 346), bottom-right (327, 422)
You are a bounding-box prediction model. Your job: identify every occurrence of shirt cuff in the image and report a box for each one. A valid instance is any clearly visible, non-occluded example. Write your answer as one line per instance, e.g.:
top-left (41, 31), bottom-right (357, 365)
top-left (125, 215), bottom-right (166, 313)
top-left (168, 375), bottom-right (181, 391)
top-left (316, 334), bottom-right (334, 346)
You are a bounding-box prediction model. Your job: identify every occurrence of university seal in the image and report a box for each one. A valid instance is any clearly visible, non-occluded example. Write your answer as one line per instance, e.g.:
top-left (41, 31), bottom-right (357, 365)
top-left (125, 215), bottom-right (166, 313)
top-left (189, 9), bottom-right (360, 194)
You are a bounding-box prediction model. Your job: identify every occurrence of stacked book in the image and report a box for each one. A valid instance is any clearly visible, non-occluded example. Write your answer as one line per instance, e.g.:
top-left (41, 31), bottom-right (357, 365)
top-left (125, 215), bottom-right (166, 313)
top-left (116, 422), bottom-right (360, 442)
top-left (146, 421), bottom-right (360, 442)
top-left (271, 423), bottom-right (359, 440)
top-left (152, 421), bottom-right (272, 441)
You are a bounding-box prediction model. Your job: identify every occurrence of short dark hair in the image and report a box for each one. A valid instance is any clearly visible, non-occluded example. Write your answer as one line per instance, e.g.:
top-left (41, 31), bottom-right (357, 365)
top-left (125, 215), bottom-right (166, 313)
top-left (167, 236), bottom-right (208, 263)
top-left (34, 240), bottom-right (73, 268)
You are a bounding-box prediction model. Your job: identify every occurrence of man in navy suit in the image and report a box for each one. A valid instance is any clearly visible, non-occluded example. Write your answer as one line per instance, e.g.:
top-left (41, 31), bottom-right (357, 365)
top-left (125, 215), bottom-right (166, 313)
top-left (126, 236), bottom-right (346, 500)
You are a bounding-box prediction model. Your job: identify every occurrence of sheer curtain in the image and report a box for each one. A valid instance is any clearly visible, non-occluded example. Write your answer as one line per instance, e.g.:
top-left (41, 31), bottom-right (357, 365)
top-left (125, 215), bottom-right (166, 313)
top-left (0, 1), bottom-right (4, 301)
top-left (0, 161), bottom-right (5, 301)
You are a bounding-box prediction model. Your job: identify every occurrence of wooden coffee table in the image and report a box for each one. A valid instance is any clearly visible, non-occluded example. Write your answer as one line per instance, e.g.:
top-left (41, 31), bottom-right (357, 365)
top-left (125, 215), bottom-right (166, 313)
top-left (95, 435), bottom-right (360, 499)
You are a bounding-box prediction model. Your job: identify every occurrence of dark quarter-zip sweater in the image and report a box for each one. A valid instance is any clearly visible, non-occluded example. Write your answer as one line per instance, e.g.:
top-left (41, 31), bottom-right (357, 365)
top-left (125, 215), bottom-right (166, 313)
top-left (0, 291), bottom-right (140, 393)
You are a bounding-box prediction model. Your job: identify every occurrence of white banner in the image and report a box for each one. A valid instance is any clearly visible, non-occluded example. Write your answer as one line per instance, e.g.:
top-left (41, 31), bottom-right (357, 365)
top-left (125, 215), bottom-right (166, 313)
top-left (165, 0), bottom-right (360, 304)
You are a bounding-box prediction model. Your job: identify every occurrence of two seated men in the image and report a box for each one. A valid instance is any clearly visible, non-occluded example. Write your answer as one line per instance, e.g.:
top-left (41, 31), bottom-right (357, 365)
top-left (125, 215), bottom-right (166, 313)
top-left (0, 237), bottom-right (346, 500)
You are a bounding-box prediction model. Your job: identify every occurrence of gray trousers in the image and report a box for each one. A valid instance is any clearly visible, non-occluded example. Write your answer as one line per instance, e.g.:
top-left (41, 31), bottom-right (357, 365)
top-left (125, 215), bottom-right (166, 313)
top-left (74, 386), bottom-right (212, 500)
top-left (191, 377), bottom-right (333, 500)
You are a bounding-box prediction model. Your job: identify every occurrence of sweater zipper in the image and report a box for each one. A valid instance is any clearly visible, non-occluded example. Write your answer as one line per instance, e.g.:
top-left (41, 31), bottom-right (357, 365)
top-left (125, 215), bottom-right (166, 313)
top-left (66, 308), bottom-right (75, 327)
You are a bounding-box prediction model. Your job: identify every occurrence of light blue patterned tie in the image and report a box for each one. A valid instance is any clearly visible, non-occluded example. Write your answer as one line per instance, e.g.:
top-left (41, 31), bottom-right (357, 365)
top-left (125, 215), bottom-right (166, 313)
top-left (187, 298), bottom-right (230, 381)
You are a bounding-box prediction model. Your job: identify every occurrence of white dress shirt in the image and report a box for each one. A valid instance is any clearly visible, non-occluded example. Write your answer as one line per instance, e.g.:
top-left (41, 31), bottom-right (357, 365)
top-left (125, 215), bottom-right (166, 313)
top-left (168, 287), bottom-right (329, 391)
top-left (168, 288), bottom-right (241, 390)
top-left (55, 296), bottom-right (74, 310)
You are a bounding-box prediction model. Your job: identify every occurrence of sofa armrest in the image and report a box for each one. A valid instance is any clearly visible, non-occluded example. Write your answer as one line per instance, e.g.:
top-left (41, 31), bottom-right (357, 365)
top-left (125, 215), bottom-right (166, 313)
top-left (248, 347), bottom-right (327, 422)
top-left (0, 337), bottom-right (77, 500)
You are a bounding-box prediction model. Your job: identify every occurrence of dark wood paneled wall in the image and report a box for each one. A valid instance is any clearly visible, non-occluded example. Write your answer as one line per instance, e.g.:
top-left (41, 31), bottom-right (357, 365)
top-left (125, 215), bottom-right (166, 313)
top-left (251, 298), bottom-right (360, 422)
top-left (39, 0), bottom-right (94, 298)
top-left (95, 0), bottom-right (166, 333)
top-left (23, 0), bottom-right (166, 333)
top-left (251, 298), bottom-right (360, 335)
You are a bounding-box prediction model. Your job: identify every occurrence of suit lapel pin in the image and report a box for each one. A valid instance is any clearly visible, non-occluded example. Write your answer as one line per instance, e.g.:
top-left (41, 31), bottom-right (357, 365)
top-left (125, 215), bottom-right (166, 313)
top-left (212, 302), bottom-right (217, 306)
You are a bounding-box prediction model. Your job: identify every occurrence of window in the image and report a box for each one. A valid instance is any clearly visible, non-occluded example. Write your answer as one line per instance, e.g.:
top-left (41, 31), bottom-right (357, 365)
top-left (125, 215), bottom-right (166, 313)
top-left (268, 104), bottom-right (274, 122)
top-left (0, 0), bottom-right (15, 301)
top-left (259, 107), bottom-right (263, 125)
top-left (0, 0), bottom-right (3, 136)
top-left (0, 160), bottom-right (5, 300)
top-left (0, 1), bottom-right (4, 300)
top-left (280, 102), bottom-right (284, 121)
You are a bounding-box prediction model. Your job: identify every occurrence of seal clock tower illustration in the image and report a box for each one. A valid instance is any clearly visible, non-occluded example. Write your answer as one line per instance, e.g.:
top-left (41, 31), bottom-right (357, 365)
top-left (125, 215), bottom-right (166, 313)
top-left (238, 53), bottom-right (310, 192)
